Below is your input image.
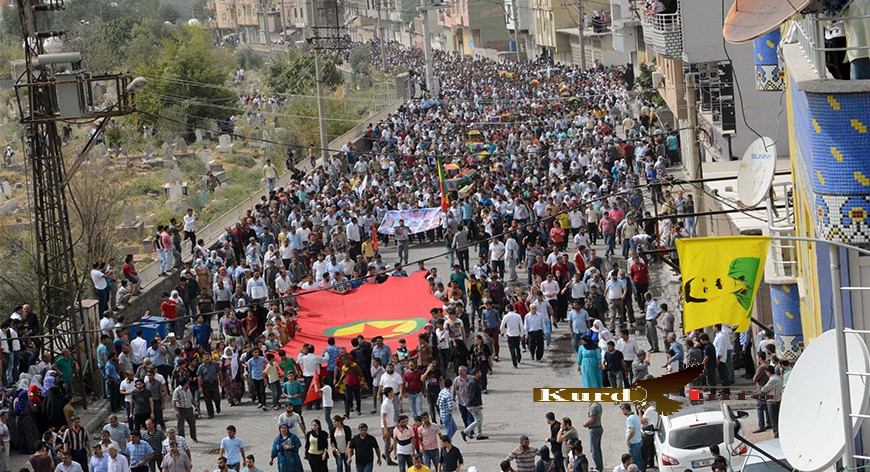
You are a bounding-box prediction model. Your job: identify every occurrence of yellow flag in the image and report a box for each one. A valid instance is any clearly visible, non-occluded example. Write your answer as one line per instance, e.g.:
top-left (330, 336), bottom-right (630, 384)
top-left (677, 236), bottom-right (770, 332)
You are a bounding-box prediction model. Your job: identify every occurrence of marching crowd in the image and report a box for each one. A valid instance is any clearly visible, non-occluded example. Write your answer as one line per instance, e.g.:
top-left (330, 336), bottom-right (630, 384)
top-left (2, 40), bottom-right (767, 472)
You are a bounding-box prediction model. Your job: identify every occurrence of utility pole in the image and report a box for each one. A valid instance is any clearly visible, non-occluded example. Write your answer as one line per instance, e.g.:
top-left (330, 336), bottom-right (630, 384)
top-left (510, 0), bottom-right (521, 62)
top-left (310, 0), bottom-right (329, 159)
top-left (420, 0), bottom-right (435, 94)
top-left (14, 0), bottom-right (139, 399)
top-left (577, 0), bottom-right (586, 69)
top-left (685, 73), bottom-right (705, 237)
top-left (377, 0), bottom-right (387, 67)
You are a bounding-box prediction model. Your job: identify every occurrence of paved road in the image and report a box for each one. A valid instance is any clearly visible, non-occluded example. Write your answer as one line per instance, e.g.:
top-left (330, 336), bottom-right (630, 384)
top-left (11, 238), bottom-right (772, 472)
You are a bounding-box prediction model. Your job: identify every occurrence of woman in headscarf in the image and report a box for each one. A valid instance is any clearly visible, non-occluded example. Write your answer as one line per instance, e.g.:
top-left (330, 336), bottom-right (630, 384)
top-left (42, 374), bottom-right (66, 430)
top-left (16, 379), bottom-right (41, 454)
top-left (220, 347), bottom-right (245, 406)
top-left (575, 335), bottom-right (603, 388)
top-left (270, 423), bottom-right (303, 472)
top-left (303, 419), bottom-right (330, 472)
top-left (590, 319), bottom-right (613, 387)
top-left (27, 375), bottom-right (43, 407)
top-left (535, 445), bottom-right (556, 472)
top-left (196, 259), bottom-right (213, 303)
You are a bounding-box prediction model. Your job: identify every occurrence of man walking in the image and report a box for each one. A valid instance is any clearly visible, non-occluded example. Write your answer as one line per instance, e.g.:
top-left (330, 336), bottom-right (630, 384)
top-left (438, 436), bottom-right (463, 472)
top-left (524, 305), bottom-right (546, 363)
top-left (64, 416), bottom-right (91, 472)
top-left (347, 423), bottom-right (382, 472)
top-left (197, 355), bottom-right (222, 418)
top-left (437, 378), bottom-right (457, 441)
top-left (758, 366), bottom-right (783, 438)
top-left (394, 220), bottom-right (410, 265)
top-left (621, 404), bottom-right (643, 471)
top-left (219, 426), bottom-right (245, 472)
top-left (172, 377), bottom-right (197, 442)
top-left (459, 369), bottom-right (487, 442)
top-left (643, 294), bottom-right (661, 353)
top-left (500, 308), bottom-right (525, 368)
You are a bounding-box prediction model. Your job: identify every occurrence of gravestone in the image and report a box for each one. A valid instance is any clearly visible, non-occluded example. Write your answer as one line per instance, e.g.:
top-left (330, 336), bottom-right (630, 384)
top-left (145, 142), bottom-right (153, 158)
top-left (198, 149), bottom-right (213, 167)
top-left (194, 129), bottom-right (203, 143)
top-left (116, 206), bottom-right (145, 241)
top-left (1, 181), bottom-right (12, 198)
top-left (212, 182), bottom-right (227, 205)
top-left (216, 134), bottom-right (233, 153)
top-left (176, 137), bottom-right (189, 155)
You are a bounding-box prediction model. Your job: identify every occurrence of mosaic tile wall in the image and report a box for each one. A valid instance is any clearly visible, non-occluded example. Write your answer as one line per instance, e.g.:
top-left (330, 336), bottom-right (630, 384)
top-left (770, 283), bottom-right (804, 361)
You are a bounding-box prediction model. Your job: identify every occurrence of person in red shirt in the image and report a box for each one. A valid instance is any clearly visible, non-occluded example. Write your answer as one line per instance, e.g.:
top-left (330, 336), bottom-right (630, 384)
top-left (337, 353), bottom-right (364, 417)
top-left (629, 255), bottom-right (650, 312)
top-left (122, 254), bottom-right (141, 295)
top-left (402, 360), bottom-right (425, 419)
top-left (160, 292), bottom-right (178, 320)
top-left (549, 222), bottom-right (567, 250)
top-left (531, 255), bottom-right (550, 282)
top-left (574, 248), bottom-right (587, 275)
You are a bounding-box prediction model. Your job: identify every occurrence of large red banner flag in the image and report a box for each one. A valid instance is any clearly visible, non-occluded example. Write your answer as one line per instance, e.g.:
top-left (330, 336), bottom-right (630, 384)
top-left (281, 272), bottom-right (441, 356)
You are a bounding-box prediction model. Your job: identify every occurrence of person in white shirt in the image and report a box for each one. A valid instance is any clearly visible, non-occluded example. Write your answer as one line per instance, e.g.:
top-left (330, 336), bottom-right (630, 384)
top-left (378, 364), bottom-right (403, 414)
top-left (488, 239), bottom-right (506, 279)
top-left (182, 209), bottom-right (197, 255)
top-left (504, 234), bottom-right (519, 282)
top-left (246, 271), bottom-right (268, 303)
top-left (712, 324), bottom-right (731, 394)
top-left (130, 330), bottom-right (147, 370)
top-left (616, 329), bottom-right (641, 384)
top-left (499, 310), bottom-right (526, 368)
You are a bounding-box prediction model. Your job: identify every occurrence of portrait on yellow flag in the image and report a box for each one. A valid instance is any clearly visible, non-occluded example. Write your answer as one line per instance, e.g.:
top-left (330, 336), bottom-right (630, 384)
top-left (677, 236), bottom-right (770, 332)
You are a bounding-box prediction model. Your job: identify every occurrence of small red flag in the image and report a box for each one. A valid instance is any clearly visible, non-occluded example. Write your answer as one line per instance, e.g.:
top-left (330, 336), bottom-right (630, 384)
top-left (372, 222), bottom-right (379, 252)
top-left (304, 374), bottom-right (322, 404)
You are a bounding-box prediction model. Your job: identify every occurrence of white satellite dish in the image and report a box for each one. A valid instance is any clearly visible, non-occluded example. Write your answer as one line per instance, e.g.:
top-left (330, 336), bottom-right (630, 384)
top-left (736, 136), bottom-right (776, 208)
top-left (779, 329), bottom-right (870, 472)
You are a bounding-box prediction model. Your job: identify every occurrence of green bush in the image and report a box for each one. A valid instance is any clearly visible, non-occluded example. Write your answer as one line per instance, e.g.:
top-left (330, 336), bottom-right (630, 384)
top-left (224, 153), bottom-right (256, 168)
top-left (127, 173), bottom-right (163, 196)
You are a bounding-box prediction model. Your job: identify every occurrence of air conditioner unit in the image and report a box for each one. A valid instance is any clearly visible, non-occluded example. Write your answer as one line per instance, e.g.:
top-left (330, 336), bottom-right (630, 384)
top-left (652, 71), bottom-right (662, 88)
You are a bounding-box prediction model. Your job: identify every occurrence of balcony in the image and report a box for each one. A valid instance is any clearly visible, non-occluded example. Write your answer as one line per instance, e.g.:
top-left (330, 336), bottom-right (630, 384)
top-left (641, 10), bottom-right (682, 59)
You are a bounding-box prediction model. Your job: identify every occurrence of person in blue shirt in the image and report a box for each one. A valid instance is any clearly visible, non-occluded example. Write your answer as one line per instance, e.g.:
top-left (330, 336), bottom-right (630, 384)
top-left (247, 350), bottom-right (269, 410)
top-left (621, 403), bottom-right (643, 470)
top-left (322, 337), bottom-right (340, 390)
top-left (105, 352), bottom-right (122, 412)
top-left (89, 444), bottom-right (108, 472)
top-left (220, 425), bottom-right (246, 471)
top-left (191, 316), bottom-right (212, 349)
top-left (567, 301), bottom-right (590, 353)
top-left (282, 372), bottom-right (306, 412)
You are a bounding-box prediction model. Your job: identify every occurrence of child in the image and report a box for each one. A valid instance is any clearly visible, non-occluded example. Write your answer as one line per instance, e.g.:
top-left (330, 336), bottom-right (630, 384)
top-left (396, 339), bottom-right (409, 361)
top-left (265, 353), bottom-right (282, 410)
top-left (278, 350), bottom-right (298, 381)
top-left (265, 332), bottom-right (281, 352)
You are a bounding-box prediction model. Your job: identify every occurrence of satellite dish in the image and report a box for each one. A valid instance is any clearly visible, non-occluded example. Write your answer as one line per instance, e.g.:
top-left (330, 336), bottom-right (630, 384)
top-left (722, 0), bottom-right (811, 44)
top-left (736, 136), bottom-right (776, 208)
top-left (188, 18), bottom-right (202, 26)
top-left (780, 329), bottom-right (870, 472)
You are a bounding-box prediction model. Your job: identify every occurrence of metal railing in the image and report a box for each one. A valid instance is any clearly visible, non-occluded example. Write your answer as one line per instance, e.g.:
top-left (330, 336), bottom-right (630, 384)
top-left (767, 182), bottom-right (797, 278)
top-left (641, 8), bottom-right (682, 58)
top-left (791, 13), bottom-right (870, 80)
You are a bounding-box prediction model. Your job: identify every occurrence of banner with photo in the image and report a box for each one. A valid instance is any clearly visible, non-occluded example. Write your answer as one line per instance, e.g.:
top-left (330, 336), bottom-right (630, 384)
top-left (377, 208), bottom-right (444, 235)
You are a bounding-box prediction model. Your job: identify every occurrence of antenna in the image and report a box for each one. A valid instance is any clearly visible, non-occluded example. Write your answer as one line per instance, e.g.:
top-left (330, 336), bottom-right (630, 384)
top-left (736, 136), bottom-right (777, 208)
top-left (779, 329), bottom-right (870, 472)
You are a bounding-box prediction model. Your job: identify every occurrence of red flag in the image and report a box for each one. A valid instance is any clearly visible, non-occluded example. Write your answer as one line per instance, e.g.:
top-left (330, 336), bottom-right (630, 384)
top-left (372, 222), bottom-right (379, 251)
top-left (304, 375), bottom-right (322, 404)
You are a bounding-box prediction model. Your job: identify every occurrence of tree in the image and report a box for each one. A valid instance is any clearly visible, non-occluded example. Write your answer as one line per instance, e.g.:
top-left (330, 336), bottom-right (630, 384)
top-left (135, 25), bottom-right (237, 131)
top-left (266, 52), bottom-right (344, 95)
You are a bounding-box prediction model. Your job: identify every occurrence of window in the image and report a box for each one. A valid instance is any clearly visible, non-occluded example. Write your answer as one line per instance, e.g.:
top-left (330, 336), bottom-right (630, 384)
top-left (667, 424), bottom-right (723, 450)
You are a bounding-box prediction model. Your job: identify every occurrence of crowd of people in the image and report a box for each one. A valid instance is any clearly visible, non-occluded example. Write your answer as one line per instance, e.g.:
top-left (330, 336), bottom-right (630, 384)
top-left (3, 39), bottom-right (785, 472)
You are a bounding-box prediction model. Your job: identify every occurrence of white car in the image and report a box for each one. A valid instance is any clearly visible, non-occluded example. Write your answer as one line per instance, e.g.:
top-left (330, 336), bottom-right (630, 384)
top-left (653, 406), bottom-right (750, 472)
top-left (740, 439), bottom-right (789, 472)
